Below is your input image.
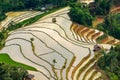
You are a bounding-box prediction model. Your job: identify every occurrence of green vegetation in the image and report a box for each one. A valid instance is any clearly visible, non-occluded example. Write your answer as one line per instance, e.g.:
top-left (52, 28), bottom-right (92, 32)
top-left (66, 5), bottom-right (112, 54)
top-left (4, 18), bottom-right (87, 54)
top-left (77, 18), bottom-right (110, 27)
top-left (0, 54), bottom-right (37, 71)
top-left (0, 28), bottom-right (9, 50)
top-left (69, 0), bottom-right (113, 27)
top-left (69, 3), bottom-right (94, 27)
top-left (0, 62), bottom-right (28, 80)
top-left (0, 0), bottom-right (41, 12)
top-left (0, 0), bottom-right (76, 12)
top-left (92, 0), bottom-right (113, 16)
top-left (0, 1), bottom-right (120, 80)
top-left (113, 0), bottom-right (120, 6)
top-left (0, 0), bottom-right (77, 21)
top-left (0, 12), bottom-right (6, 21)
top-left (97, 13), bottom-right (120, 39)
top-left (97, 45), bottom-right (120, 80)
top-left (0, 0), bottom-right (77, 12)
top-left (41, 0), bottom-right (77, 7)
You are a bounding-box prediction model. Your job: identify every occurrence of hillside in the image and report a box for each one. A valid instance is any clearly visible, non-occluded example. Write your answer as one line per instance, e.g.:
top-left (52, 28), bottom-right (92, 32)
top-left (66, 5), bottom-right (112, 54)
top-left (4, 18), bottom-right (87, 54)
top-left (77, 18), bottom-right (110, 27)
top-left (0, 7), bottom-right (113, 80)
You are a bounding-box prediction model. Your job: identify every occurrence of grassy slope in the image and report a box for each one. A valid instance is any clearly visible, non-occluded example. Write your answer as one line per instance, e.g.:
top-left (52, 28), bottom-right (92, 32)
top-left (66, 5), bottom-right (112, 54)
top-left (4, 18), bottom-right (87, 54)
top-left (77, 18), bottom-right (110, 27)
top-left (0, 53), bottom-right (37, 71)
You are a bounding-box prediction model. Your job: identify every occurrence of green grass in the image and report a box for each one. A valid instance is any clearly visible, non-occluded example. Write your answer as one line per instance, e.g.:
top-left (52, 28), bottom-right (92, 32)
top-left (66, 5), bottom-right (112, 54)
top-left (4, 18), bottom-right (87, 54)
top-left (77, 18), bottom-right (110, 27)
top-left (0, 53), bottom-right (37, 71)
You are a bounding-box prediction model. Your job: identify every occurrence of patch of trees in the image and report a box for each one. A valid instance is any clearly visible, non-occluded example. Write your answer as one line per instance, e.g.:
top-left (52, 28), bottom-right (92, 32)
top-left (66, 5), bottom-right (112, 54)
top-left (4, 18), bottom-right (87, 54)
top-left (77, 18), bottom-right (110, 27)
top-left (113, 0), bottom-right (120, 6)
top-left (69, 3), bottom-right (94, 27)
top-left (0, 63), bottom-right (28, 80)
top-left (0, 0), bottom-right (77, 12)
top-left (97, 45), bottom-right (120, 80)
top-left (0, 0), bottom-right (42, 12)
top-left (0, 0), bottom-right (42, 21)
top-left (97, 13), bottom-right (120, 39)
top-left (0, 0), bottom-right (77, 21)
top-left (69, 0), bottom-right (113, 27)
top-left (0, 12), bottom-right (6, 21)
top-left (0, 28), bottom-right (9, 50)
top-left (41, 0), bottom-right (77, 6)
top-left (90, 0), bottom-right (113, 16)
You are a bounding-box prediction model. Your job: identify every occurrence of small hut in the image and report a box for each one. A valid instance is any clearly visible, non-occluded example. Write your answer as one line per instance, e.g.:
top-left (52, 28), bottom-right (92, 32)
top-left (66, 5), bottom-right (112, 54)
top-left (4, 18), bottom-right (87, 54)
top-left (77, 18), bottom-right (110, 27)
top-left (93, 44), bottom-right (101, 52)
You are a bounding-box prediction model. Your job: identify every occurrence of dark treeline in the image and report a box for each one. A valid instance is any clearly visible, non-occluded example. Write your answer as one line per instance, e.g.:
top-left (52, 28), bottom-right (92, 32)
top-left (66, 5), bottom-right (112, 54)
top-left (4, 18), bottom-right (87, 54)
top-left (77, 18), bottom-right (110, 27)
top-left (0, 0), bottom-right (77, 21)
top-left (0, 0), bottom-right (76, 12)
top-left (97, 13), bottom-right (120, 39)
top-left (0, 63), bottom-right (28, 80)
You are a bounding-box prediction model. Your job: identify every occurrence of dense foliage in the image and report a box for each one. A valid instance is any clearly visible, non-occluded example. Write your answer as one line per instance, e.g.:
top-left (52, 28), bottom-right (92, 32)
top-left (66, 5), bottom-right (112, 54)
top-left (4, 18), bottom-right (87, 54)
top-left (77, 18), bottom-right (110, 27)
top-left (0, 28), bottom-right (9, 50)
top-left (0, 12), bottom-right (6, 21)
top-left (98, 45), bottom-right (120, 80)
top-left (69, 3), bottom-right (93, 27)
top-left (0, 0), bottom-right (41, 12)
top-left (41, 0), bottom-right (77, 7)
top-left (91, 0), bottom-right (113, 16)
top-left (69, 0), bottom-right (113, 27)
top-left (0, 0), bottom-right (77, 21)
top-left (97, 13), bottom-right (120, 39)
top-left (0, 63), bottom-right (28, 80)
top-left (113, 0), bottom-right (120, 6)
top-left (0, 0), bottom-right (77, 12)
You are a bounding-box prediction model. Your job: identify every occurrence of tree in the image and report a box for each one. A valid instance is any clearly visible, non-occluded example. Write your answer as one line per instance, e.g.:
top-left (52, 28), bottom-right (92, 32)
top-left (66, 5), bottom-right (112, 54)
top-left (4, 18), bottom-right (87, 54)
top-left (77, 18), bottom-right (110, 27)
top-left (92, 0), bottom-right (113, 16)
top-left (25, 0), bottom-right (41, 8)
top-left (0, 63), bottom-right (28, 80)
top-left (42, 0), bottom-right (77, 7)
top-left (69, 3), bottom-right (93, 27)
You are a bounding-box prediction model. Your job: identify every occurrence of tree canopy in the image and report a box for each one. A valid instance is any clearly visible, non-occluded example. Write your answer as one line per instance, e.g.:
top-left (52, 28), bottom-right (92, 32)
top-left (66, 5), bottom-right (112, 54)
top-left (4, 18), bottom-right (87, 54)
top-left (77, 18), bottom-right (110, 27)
top-left (113, 0), bottom-right (120, 6)
top-left (69, 3), bottom-right (93, 27)
top-left (98, 45), bottom-right (120, 80)
top-left (0, 0), bottom-right (77, 12)
top-left (0, 63), bottom-right (28, 80)
top-left (90, 0), bottom-right (113, 16)
top-left (0, 0), bottom-right (77, 21)
top-left (97, 13), bottom-right (120, 39)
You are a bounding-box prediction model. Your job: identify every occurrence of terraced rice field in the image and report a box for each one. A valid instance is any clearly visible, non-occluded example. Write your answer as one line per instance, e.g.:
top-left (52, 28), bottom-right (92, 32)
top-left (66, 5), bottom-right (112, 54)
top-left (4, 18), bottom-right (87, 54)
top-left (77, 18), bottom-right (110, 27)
top-left (110, 6), bottom-right (120, 14)
top-left (71, 23), bottom-right (120, 45)
top-left (0, 7), bottom-right (113, 80)
top-left (0, 11), bottom-right (43, 30)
